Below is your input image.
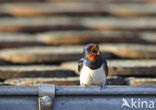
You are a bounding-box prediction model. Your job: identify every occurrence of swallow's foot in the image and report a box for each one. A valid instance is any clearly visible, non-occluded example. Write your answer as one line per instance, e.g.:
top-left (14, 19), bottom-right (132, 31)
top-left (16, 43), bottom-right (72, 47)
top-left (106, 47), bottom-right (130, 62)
top-left (81, 83), bottom-right (87, 87)
top-left (98, 83), bottom-right (103, 90)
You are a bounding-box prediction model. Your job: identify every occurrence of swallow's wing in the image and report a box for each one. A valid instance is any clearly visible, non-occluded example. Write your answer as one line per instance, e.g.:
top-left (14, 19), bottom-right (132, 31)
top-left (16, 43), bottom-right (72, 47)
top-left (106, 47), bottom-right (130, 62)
top-left (78, 58), bottom-right (84, 72)
top-left (103, 59), bottom-right (108, 76)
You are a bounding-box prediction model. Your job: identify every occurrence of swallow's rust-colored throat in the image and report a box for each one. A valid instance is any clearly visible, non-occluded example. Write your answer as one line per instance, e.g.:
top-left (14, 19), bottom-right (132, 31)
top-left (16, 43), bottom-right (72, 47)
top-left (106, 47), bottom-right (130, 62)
top-left (87, 45), bottom-right (100, 61)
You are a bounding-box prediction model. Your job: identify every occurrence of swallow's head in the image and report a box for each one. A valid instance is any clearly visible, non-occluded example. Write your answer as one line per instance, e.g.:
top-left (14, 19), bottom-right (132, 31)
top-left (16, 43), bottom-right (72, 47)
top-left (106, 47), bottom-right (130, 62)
top-left (83, 43), bottom-right (100, 61)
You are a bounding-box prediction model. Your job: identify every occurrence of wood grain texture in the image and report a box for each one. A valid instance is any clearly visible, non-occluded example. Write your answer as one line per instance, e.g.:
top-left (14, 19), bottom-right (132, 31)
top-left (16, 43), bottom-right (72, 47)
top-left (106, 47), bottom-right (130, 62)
top-left (1, 17), bottom-right (156, 32)
top-left (0, 65), bottom-right (77, 79)
top-left (0, 3), bottom-right (156, 17)
top-left (61, 60), bottom-right (156, 76)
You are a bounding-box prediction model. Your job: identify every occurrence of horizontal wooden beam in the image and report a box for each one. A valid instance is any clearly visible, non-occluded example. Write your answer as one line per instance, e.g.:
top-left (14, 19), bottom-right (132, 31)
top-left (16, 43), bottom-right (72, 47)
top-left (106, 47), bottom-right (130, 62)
top-left (100, 44), bottom-right (156, 59)
top-left (36, 31), bottom-right (156, 45)
top-left (0, 31), bottom-right (156, 49)
top-left (0, 3), bottom-right (156, 17)
top-left (4, 76), bottom-right (126, 86)
top-left (127, 78), bottom-right (156, 85)
top-left (0, 60), bottom-right (155, 80)
top-left (4, 77), bottom-right (80, 86)
top-left (0, 65), bottom-right (77, 79)
top-left (61, 60), bottom-right (156, 76)
top-left (0, 45), bottom-right (113, 63)
top-left (1, 17), bottom-right (156, 32)
top-left (0, 0), bottom-right (155, 3)
top-left (0, 44), bottom-right (155, 64)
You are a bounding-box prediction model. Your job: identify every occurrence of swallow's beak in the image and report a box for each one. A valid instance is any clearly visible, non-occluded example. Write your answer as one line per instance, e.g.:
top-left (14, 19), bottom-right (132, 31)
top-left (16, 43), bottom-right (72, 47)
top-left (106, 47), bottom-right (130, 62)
top-left (91, 46), bottom-right (99, 55)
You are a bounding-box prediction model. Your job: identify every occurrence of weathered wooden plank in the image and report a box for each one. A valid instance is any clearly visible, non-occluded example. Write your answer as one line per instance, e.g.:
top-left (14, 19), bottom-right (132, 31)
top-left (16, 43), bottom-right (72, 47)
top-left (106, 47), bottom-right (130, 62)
top-left (1, 17), bottom-right (156, 32)
top-left (4, 77), bottom-right (80, 86)
top-left (61, 60), bottom-right (156, 76)
top-left (0, 44), bottom-right (155, 64)
top-left (106, 76), bottom-right (126, 85)
top-left (0, 60), bottom-right (10, 65)
top-left (0, 31), bottom-right (156, 48)
top-left (139, 32), bottom-right (156, 44)
top-left (127, 78), bottom-right (156, 85)
top-left (1, 31), bottom-right (156, 48)
top-left (0, 45), bottom-right (113, 64)
top-left (0, 33), bottom-right (44, 48)
top-left (0, 82), bottom-right (4, 86)
top-left (1, 3), bottom-right (156, 17)
top-left (100, 44), bottom-right (156, 59)
top-left (108, 60), bottom-right (156, 76)
top-left (0, 0), bottom-right (155, 3)
top-left (0, 33), bottom-right (36, 42)
top-left (0, 65), bottom-right (77, 79)
top-left (4, 76), bottom-right (125, 86)
top-left (0, 82), bottom-right (10, 86)
top-left (37, 31), bottom-right (156, 45)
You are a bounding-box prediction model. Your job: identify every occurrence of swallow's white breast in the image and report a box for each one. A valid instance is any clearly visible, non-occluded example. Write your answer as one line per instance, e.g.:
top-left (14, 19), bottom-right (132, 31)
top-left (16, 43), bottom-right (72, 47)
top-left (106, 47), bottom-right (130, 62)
top-left (80, 64), bottom-right (106, 86)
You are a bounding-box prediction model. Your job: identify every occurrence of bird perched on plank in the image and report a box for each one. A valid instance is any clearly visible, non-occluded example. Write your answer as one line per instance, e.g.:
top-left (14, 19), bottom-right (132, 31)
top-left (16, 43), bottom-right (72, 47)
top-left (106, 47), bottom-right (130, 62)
top-left (78, 43), bottom-right (108, 87)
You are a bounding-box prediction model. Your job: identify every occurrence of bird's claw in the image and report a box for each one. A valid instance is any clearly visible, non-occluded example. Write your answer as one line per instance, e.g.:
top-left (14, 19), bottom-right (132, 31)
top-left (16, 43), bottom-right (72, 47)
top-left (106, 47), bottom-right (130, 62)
top-left (98, 83), bottom-right (103, 90)
top-left (81, 83), bottom-right (87, 87)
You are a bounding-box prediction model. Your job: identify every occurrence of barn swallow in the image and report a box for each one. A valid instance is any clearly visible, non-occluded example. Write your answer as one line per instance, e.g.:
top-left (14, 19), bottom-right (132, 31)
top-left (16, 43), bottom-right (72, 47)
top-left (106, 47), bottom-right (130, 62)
top-left (78, 43), bottom-right (108, 87)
